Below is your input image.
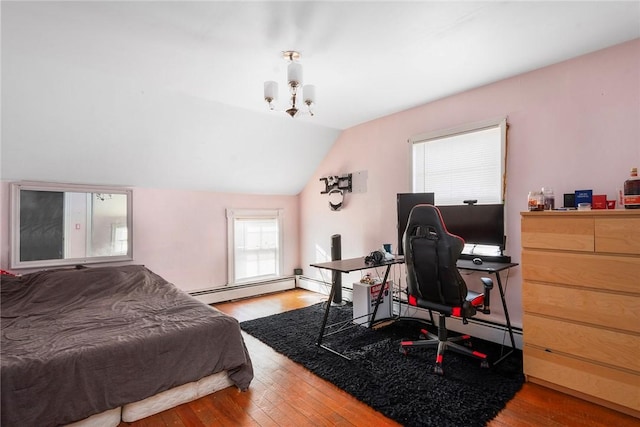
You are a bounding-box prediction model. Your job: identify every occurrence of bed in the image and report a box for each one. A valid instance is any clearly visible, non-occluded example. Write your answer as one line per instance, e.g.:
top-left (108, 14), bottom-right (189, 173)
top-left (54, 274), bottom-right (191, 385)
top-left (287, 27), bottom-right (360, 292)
top-left (1, 265), bottom-right (254, 427)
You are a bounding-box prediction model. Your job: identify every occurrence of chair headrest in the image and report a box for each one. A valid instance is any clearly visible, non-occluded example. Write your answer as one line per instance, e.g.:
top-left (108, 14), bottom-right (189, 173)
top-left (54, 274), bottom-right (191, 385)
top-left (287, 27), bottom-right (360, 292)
top-left (405, 204), bottom-right (460, 243)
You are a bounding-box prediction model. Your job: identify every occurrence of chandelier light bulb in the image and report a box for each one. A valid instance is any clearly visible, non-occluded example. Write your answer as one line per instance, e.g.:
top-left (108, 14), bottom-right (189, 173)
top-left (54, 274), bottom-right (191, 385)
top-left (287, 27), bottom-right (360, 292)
top-left (303, 84), bottom-right (316, 116)
top-left (303, 85), bottom-right (316, 104)
top-left (264, 81), bottom-right (278, 109)
top-left (287, 62), bottom-right (303, 87)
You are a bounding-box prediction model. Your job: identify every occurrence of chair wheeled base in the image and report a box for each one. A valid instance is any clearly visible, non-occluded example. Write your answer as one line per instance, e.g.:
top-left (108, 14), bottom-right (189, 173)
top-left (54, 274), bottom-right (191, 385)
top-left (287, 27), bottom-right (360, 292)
top-left (399, 312), bottom-right (490, 375)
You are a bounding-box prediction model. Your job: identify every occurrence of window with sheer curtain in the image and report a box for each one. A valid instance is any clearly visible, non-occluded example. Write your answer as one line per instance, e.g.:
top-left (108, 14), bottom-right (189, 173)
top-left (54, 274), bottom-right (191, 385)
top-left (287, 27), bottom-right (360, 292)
top-left (410, 118), bottom-right (507, 205)
top-left (226, 209), bottom-right (283, 285)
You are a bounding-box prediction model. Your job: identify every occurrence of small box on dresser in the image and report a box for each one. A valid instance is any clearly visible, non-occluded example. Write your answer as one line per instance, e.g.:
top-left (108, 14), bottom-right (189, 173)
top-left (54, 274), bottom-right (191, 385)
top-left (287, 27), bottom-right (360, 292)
top-left (521, 209), bottom-right (640, 418)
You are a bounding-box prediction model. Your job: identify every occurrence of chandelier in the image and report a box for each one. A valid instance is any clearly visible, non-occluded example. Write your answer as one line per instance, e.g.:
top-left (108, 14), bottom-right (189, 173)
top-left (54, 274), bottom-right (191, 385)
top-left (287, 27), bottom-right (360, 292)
top-left (263, 50), bottom-right (316, 118)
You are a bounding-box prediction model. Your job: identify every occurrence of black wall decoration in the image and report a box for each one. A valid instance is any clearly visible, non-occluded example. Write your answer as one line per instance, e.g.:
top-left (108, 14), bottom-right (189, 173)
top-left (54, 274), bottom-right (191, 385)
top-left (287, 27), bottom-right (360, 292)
top-left (320, 174), bottom-right (352, 211)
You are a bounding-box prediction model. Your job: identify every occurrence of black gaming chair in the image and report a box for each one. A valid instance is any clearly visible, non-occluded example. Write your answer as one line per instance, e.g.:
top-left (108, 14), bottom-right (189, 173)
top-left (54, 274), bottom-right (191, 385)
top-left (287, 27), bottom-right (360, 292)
top-left (399, 204), bottom-right (494, 375)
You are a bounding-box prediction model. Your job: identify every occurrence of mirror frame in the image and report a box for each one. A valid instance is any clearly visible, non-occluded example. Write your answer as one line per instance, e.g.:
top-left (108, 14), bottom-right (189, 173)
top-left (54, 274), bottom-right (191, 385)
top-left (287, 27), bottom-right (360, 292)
top-left (10, 181), bottom-right (133, 269)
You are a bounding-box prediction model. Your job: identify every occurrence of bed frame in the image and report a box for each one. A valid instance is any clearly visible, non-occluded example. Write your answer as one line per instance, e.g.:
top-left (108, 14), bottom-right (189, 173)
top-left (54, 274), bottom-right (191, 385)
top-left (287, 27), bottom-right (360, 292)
top-left (1, 266), bottom-right (253, 427)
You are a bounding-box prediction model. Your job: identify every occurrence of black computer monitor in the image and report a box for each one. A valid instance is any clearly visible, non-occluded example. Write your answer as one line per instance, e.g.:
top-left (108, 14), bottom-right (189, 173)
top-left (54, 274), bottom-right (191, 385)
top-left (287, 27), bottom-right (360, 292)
top-left (436, 204), bottom-right (505, 252)
top-left (396, 192), bottom-right (435, 255)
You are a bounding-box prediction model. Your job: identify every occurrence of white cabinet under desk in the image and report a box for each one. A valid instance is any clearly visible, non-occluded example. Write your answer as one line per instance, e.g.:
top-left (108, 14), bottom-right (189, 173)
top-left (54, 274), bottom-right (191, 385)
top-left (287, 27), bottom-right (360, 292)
top-left (520, 210), bottom-right (640, 418)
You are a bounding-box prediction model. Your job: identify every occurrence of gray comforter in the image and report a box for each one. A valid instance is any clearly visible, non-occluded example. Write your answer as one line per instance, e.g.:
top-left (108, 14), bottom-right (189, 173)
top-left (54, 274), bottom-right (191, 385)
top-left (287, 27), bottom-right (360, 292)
top-left (1, 265), bottom-right (253, 427)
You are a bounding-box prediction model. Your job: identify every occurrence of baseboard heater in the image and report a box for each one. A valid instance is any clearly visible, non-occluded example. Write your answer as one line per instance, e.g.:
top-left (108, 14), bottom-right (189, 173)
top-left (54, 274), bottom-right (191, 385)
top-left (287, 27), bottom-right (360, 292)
top-left (190, 277), bottom-right (296, 305)
top-left (296, 276), bottom-right (522, 350)
top-left (296, 276), bottom-right (355, 302)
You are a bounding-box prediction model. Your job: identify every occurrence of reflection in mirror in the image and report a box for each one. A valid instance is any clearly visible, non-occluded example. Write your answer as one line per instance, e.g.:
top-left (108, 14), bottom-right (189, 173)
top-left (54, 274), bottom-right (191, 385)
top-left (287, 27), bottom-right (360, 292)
top-left (10, 182), bottom-right (133, 269)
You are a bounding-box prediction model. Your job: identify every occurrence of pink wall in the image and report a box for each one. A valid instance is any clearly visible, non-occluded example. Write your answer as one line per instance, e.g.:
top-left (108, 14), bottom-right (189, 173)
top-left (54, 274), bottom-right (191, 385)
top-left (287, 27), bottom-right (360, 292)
top-left (131, 188), bottom-right (300, 291)
top-left (0, 184), bottom-right (300, 292)
top-left (300, 39), bottom-right (640, 328)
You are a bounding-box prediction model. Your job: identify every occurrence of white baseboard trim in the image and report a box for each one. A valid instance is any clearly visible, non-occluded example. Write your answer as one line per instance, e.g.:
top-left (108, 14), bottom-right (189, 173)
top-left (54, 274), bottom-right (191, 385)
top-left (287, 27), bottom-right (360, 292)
top-left (296, 276), bottom-right (354, 303)
top-left (189, 277), bottom-right (296, 304)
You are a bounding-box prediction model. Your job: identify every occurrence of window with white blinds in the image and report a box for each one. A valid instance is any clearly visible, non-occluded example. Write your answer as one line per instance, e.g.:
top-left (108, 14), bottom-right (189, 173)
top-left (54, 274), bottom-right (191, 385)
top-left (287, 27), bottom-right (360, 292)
top-left (410, 118), bottom-right (507, 206)
top-left (226, 209), bottom-right (283, 285)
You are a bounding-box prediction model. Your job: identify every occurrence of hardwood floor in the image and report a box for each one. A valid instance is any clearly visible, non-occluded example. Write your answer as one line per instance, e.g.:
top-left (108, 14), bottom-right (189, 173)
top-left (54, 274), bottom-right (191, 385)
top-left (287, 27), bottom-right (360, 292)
top-left (120, 289), bottom-right (639, 427)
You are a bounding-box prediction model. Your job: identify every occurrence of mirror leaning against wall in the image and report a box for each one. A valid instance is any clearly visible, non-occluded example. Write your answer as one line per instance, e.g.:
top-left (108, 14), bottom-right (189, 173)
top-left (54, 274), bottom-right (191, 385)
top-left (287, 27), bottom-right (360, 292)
top-left (10, 182), bottom-right (133, 269)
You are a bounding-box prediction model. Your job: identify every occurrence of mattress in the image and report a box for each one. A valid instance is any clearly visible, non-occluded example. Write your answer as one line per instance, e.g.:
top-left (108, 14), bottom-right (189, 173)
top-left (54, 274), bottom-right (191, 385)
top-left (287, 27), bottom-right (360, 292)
top-left (1, 265), bottom-right (253, 427)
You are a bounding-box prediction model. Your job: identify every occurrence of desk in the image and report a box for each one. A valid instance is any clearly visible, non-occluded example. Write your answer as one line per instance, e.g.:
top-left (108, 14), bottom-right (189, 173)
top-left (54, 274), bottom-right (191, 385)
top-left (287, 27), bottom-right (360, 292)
top-left (456, 259), bottom-right (518, 365)
top-left (310, 256), bottom-right (404, 359)
top-left (311, 256), bottom-right (518, 364)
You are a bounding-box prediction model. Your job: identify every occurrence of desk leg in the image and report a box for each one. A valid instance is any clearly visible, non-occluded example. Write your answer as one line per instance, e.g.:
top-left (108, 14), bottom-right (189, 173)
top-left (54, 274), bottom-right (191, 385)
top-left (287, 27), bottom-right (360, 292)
top-left (316, 277), bottom-right (352, 360)
top-left (316, 275), bottom-right (338, 347)
top-left (493, 271), bottom-right (516, 365)
top-left (369, 264), bottom-right (392, 328)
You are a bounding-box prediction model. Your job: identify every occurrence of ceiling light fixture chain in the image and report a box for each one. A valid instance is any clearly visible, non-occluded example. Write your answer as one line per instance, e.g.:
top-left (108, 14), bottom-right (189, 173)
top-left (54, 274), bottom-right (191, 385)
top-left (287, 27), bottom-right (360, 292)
top-left (264, 50), bottom-right (316, 118)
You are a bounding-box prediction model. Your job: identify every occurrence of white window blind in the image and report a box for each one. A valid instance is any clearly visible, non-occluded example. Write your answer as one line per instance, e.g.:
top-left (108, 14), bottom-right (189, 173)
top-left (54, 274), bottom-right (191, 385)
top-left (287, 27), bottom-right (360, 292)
top-left (411, 118), bottom-right (507, 206)
top-left (410, 118), bottom-right (508, 256)
top-left (226, 209), bottom-right (283, 285)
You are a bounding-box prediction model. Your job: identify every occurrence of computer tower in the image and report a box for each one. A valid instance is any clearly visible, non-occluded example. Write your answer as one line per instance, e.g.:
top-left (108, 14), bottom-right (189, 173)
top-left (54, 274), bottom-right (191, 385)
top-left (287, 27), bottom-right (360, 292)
top-left (352, 280), bottom-right (392, 326)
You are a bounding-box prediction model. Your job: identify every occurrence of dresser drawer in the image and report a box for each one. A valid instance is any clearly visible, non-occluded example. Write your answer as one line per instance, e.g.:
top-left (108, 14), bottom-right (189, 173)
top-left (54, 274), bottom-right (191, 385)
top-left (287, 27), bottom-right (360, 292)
top-left (521, 250), bottom-right (640, 294)
top-left (522, 216), bottom-right (594, 251)
top-left (595, 217), bottom-right (640, 255)
top-left (524, 345), bottom-right (640, 414)
top-left (523, 281), bottom-right (640, 334)
top-left (523, 313), bottom-right (640, 372)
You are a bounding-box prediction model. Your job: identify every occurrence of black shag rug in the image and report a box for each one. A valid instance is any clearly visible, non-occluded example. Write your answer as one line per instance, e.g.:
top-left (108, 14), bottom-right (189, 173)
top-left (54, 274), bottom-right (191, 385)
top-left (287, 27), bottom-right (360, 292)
top-left (240, 302), bottom-right (524, 427)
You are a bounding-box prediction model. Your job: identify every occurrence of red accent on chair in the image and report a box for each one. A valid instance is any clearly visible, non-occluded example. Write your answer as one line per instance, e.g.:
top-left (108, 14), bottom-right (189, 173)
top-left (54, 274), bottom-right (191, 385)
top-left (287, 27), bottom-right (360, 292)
top-left (470, 294), bottom-right (485, 306)
top-left (398, 204), bottom-right (494, 375)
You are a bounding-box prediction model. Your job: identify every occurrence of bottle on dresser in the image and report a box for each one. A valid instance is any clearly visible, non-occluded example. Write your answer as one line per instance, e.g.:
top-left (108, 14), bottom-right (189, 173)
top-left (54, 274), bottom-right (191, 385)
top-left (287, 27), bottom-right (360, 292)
top-left (623, 167), bottom-right (640, 209)
top-left (542, 187), bottom-right (555, 210)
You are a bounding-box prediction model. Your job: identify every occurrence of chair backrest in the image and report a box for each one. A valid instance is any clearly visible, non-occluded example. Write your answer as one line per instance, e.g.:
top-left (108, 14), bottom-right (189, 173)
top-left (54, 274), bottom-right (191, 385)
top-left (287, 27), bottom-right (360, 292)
top-left (403, 204), bottom-right (468, 306)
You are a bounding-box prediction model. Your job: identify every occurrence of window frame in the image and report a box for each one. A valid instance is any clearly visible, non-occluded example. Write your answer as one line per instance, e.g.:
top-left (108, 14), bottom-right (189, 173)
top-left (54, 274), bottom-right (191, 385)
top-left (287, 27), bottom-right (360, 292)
top-left (9, 181), bottom-right (133, 269)
top-left (408, 117), bottom-right (508, 204)
top-left (226, 208), bottom-right (284, 286)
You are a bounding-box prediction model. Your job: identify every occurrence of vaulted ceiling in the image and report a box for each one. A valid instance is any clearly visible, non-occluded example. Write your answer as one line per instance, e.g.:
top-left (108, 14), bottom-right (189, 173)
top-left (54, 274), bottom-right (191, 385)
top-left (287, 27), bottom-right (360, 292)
top-left (2, 1), bottom-right (639, 194)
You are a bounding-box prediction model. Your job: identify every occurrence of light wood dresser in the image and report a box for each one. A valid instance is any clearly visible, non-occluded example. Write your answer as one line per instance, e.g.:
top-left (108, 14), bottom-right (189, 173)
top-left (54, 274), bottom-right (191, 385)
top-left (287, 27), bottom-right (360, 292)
top-left (521, 209), bottom-right (640, 418)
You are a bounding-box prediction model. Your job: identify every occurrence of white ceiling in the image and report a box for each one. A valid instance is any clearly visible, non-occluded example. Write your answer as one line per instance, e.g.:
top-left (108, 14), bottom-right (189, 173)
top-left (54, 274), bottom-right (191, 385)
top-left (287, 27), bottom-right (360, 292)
top-left (2, 1), bottom-right (639, 194)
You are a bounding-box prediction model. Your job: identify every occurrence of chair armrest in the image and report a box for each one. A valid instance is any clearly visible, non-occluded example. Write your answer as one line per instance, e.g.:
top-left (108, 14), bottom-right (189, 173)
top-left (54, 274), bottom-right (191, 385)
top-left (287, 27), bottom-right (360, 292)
top-left (480, 277), bottom-right (493, 314)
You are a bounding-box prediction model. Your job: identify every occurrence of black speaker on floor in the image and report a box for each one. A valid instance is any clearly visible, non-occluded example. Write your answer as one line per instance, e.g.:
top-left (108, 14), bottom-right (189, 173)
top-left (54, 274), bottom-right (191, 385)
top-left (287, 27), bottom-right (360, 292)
top-left (331, 234), bottom-right (342, 305)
